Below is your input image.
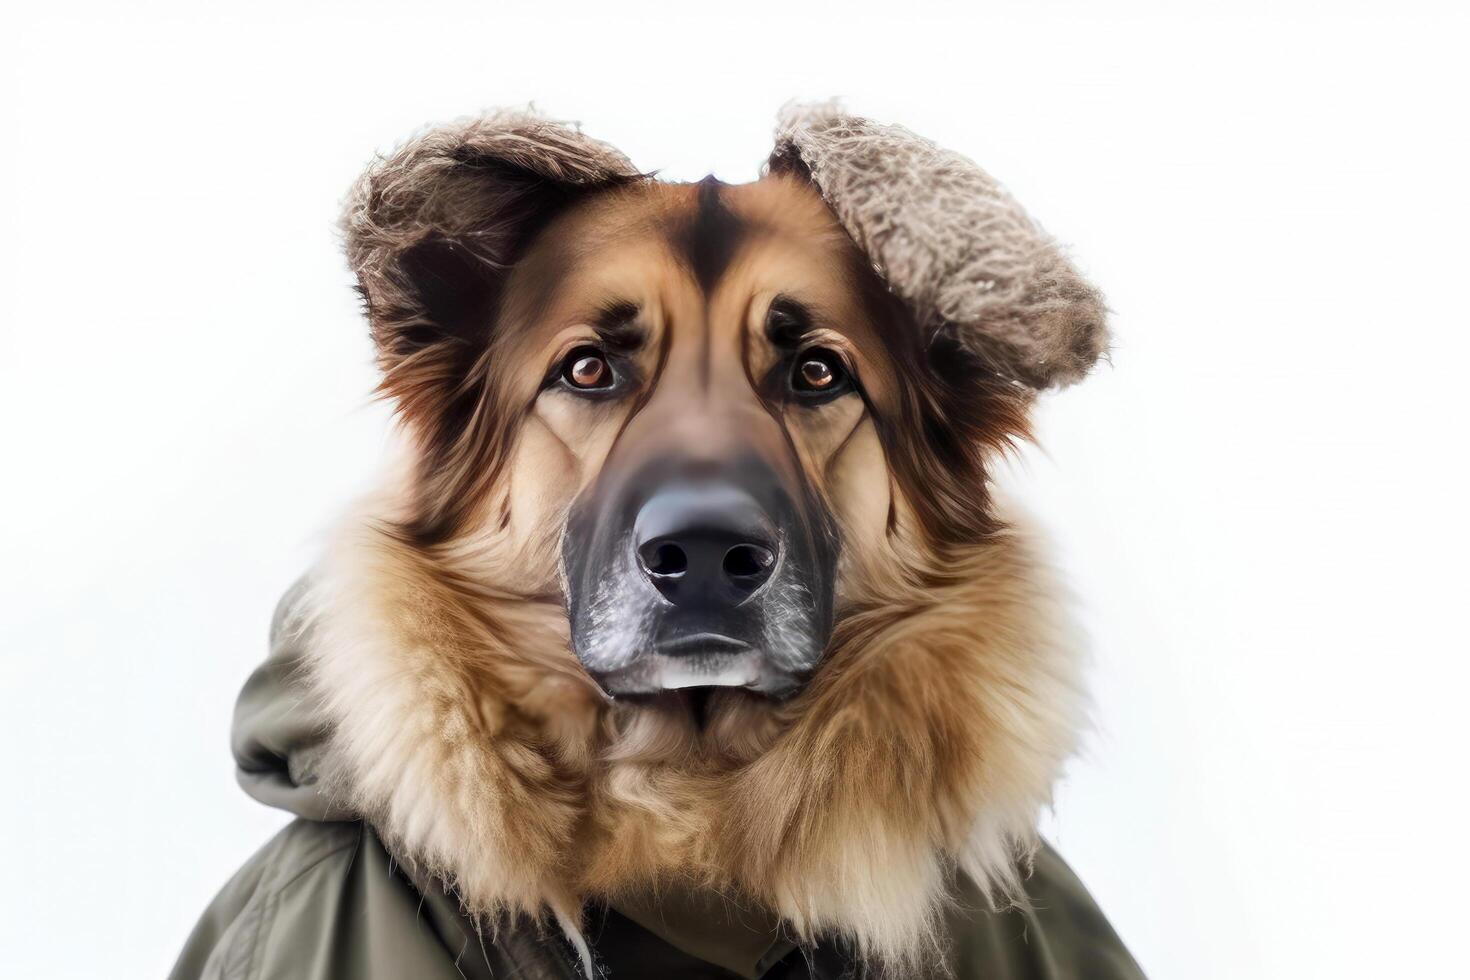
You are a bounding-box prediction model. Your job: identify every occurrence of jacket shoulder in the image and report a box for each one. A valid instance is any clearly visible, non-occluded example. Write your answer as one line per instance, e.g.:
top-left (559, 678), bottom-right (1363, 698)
top-left (169, 820), bottom-right (546, 980)
top-left (946, 843), bottom-right (1147, 979)
top-left (169, 819), bottom-right (354, 979)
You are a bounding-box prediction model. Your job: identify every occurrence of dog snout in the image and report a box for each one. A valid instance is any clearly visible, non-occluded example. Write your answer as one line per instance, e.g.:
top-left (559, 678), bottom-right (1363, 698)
top-left (562, 444), bottom-right (834, 695)
top-left (634, 479), bottom-right (779, 612)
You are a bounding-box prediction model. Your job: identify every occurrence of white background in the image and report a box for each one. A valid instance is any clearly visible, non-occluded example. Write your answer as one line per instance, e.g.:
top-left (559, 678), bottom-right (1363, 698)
top-left (3, 2), bottom-right (1467, 977)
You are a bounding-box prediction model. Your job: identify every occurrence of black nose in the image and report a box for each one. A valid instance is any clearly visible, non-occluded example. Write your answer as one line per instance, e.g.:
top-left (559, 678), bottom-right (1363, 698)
top-left (634, 479), bottom-right (779, 609)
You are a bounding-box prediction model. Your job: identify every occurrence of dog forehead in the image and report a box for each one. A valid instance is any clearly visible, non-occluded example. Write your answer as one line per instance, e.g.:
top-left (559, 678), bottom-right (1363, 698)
top-left (501, 175), bottom-right (877, 347)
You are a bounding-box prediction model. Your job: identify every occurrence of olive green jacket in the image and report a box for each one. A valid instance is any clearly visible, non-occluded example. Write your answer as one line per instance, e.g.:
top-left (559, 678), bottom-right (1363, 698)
top-left (170, 588), bottom-right (1146, 979)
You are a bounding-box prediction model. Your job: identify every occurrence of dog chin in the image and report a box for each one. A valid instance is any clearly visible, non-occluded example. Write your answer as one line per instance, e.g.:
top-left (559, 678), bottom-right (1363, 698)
top-left (593, 647), bottom-right (801, 698)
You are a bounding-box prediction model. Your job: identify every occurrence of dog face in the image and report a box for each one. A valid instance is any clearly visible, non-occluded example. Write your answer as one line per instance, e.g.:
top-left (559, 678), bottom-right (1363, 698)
top-left (343, 109), bottom-right (1104, 726)
top-left (548, 177), bottom-right (867, 699)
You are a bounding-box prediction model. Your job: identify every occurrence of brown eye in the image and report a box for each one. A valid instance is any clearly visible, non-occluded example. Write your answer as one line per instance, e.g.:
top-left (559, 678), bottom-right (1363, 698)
top-left (791, 348), bottom-right (850, 399)
top-left (800, 359), bottom-right (834, 388)
top-left (561, 347), bottom-right (612, 390)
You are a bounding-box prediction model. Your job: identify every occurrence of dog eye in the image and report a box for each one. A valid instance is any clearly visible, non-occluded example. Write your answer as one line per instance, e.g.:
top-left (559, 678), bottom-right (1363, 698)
top-left (791, 348), bottom-right (851, 400)
top-left (560, 347), bottom-right (614, 391)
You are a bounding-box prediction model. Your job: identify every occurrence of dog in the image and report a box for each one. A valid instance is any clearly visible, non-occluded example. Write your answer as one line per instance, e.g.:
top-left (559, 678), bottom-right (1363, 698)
top-left (172, 104), bottom-right (1141, 980)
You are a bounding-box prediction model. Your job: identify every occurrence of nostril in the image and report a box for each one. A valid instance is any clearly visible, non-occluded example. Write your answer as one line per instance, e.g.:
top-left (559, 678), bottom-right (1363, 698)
top-left (641, 542), bottom-right (688, 577)
top-left (723, 544), bottom-right (775, 580)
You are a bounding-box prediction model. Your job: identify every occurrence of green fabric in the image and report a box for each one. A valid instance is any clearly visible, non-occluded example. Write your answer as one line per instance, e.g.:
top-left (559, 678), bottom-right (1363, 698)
top-left (171, 583), bottom-right (1147, 979)
top-left (607, 879), bottom-right (795, 977)
top-left (169, 819), bottom-right (568, 980)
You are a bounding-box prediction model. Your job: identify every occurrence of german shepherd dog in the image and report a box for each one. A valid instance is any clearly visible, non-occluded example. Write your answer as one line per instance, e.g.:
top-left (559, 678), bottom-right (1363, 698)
top-left (304, 104), bottom-right (1110, 974)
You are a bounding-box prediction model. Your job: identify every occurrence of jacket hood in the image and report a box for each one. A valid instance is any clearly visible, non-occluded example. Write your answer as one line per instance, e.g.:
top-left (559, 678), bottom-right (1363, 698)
top-left (231, 579), bottom-right (347, 823)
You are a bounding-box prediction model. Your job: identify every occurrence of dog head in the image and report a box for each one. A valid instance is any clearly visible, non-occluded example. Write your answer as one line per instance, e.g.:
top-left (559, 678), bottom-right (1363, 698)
top-left (342, 105), bottom-right (1105, 720)
top-left (321, 105), bottom-right (1109, 965)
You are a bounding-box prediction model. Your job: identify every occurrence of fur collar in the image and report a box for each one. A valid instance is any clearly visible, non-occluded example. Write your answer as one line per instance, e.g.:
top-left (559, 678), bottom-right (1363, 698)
top-left (300, 501), bottom-right (1084, 974)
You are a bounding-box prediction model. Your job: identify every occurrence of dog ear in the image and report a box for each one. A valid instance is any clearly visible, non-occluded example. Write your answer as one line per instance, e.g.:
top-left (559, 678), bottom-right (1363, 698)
top-left (768, 103), bottom-right (1108, 390)
top-left (341, 110), bottom-right (641, 418)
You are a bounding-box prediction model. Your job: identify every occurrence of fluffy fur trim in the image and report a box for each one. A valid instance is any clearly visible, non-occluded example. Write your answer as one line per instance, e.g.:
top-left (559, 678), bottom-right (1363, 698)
top-left (769, 102), bottom-right (1108, 389)
top-left (299, 499), bottom-right (1085, 975)
top-left (340, 109), bottom-right (642, 396)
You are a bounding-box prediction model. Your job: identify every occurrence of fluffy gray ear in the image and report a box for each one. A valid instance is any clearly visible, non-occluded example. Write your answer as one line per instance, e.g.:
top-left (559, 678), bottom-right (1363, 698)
top-left (768, 103), bottom-right (1108, 390)
top-left (341, 110), bottom-right (641, 414)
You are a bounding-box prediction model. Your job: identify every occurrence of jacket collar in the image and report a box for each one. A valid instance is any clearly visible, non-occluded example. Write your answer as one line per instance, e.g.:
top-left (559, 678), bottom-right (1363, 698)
top-left (608, 881), bottom-right (796, 978)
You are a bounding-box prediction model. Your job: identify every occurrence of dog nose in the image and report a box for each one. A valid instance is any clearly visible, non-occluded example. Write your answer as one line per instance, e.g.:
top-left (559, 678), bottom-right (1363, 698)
top-left (634, 480), bottom-right (779, 609)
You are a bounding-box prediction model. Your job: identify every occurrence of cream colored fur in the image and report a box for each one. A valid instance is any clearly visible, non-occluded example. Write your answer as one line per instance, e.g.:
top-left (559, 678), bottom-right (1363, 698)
top-left (301, 482), bottom-right (1084, 976)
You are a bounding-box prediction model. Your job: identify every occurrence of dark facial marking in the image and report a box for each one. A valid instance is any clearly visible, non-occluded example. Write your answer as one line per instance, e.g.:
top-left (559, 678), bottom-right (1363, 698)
top-left (667, 177), bottom-right (748, 392)
top-left (608, 311), bottom-right (676, 449)
top-left (840, 246), bottom-right (1030, 551)
top-left (674, 176), bottom-right (747, 295)
top-left (593, 300), bottom-right (646, 353)
top-left (764, 296), bottom-right (813, 350)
